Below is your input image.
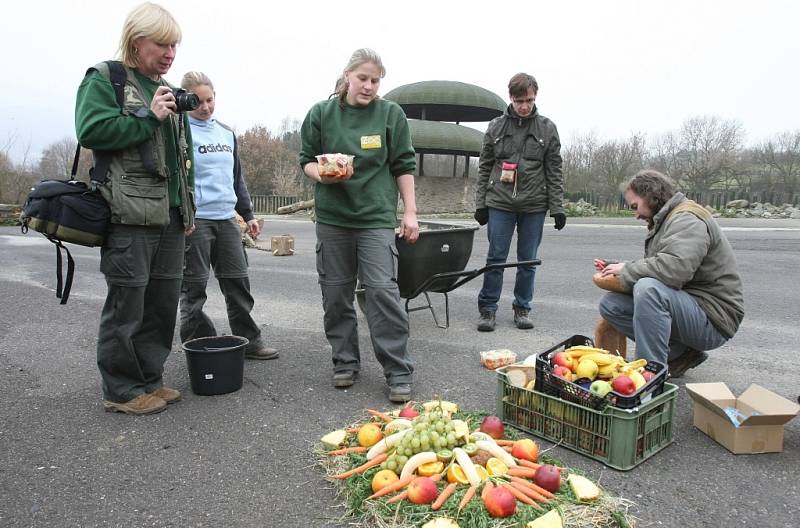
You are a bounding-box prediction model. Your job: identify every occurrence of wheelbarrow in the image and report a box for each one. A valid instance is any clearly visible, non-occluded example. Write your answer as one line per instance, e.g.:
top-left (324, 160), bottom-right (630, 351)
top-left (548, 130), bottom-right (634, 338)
top-left (357, 221), bottom-right (541, 329)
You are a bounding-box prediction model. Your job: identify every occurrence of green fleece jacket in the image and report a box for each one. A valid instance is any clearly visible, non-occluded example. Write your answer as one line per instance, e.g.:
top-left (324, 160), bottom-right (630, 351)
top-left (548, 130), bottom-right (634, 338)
top-left (298, 98), bottom-right (416, 228)
top-left (75, 69), bottom-right (194, 207)
top-left (619, 193), bottom-right (745, 338)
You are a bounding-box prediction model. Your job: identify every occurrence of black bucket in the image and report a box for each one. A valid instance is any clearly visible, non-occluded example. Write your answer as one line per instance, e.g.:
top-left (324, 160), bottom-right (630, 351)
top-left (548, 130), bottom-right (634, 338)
top-left (183, 336), bottom-right (249, 395)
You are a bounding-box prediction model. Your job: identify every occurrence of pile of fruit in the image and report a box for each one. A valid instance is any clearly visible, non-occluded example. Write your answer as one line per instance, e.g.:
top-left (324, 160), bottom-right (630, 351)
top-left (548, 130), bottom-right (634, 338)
top-left (318, 401), bottom-right (625, 528)
top-left (550, 346), bottom-right (660, 398)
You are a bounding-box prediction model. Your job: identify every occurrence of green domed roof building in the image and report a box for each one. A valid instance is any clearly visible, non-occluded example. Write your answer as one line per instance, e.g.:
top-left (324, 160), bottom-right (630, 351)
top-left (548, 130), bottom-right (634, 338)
top-left (384, 80), bottom-right (506, 177)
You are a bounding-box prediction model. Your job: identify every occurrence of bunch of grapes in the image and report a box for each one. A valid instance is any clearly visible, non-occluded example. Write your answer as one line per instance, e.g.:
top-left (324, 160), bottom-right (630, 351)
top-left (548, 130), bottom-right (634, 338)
top-left (381, 411), bottom-right (461, 474)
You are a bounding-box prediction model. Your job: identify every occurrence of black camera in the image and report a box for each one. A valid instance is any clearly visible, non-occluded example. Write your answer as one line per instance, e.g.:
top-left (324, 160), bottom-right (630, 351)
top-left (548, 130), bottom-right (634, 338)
top-left (172, 88), bottom-right (200, 113)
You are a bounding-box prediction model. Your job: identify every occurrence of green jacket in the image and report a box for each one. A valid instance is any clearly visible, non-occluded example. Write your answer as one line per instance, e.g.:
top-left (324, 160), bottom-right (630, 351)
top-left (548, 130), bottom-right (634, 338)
top-left (475, 105), bottom-right (564, 214)
top-left (75, 63), bottom-right (195, 228)
top-left (298, 98), bottom-right (416, 229)
top-left (620, 193), bottom-right (745, 338)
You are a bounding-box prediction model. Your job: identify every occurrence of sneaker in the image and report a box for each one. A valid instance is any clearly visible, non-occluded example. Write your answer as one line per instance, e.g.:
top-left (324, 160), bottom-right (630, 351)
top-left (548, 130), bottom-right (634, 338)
top-left (477, 311), bottom-right (496, 332)
top-left (149, 387), bottom-right (181, 404)
top-left (333, 371), bottom-right (357, 388)
top-left (668, 349), bottom-right (709, 378)
top-left (245, 346), bottom-right (279, 360)
top-left (513, 306), bottom-right (534, 330)
top-left (388, 383), bottom-right (412, 403)
top-left (103, 393), bottom-right (167, 415)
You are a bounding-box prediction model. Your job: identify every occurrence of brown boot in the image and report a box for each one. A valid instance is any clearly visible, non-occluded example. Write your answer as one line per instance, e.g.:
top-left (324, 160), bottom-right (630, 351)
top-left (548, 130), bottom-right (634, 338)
top-left (103, 393), bottom-right (167, 415)
top-left (149, 387), bottom-right (182, 404)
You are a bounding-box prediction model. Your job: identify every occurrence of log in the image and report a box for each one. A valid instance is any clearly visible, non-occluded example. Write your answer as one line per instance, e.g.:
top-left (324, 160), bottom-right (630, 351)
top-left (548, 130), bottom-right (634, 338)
top-left (277, 199), bottom-right (315, 214)
top-left (270, 235), bottom-right (295, 256)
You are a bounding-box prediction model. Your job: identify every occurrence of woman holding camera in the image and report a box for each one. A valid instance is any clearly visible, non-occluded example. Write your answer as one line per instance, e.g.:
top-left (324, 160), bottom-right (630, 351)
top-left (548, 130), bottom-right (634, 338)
top-left (178, 71), bottom-right (277, 361)
top-left (299, 48), bottom-right (419, 403)
top-left (75, 2), bottom-right (195, 415)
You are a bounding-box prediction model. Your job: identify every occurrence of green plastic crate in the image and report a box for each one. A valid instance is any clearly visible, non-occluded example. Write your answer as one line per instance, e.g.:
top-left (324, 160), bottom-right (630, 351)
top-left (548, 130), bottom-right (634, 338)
top-left (496, 366), bottom-right (677, 470)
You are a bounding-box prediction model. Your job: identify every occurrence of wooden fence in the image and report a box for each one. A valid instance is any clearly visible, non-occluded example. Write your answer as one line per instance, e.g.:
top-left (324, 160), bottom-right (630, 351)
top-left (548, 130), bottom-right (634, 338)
top-left (567, 190), bottom-right (800, 211)
top-left (251, 195), bottom-right (301, 214)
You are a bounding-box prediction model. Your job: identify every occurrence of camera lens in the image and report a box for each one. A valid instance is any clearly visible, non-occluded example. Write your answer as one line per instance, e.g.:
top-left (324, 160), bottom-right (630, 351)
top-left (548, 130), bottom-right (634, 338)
top-left (173, 89), bottom-right (200, 113)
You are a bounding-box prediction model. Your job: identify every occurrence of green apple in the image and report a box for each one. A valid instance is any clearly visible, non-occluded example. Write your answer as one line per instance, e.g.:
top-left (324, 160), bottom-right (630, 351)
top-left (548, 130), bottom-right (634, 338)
top-left (589, 380), bottom-right (612, 397)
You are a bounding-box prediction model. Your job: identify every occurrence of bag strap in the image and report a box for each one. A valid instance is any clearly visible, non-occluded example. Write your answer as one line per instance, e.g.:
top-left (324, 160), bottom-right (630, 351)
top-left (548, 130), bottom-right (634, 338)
top-left (49, 237), bottom-right (75, 304)
top-left (90, 60), bottom-right (128, 187)
top-left (70, 143), bottom-right (81, 181)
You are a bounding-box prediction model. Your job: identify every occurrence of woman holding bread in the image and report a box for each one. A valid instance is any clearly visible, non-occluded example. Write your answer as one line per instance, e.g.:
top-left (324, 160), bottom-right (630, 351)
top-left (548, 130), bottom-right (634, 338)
top-left (298, 48), bottom-right (419, 403)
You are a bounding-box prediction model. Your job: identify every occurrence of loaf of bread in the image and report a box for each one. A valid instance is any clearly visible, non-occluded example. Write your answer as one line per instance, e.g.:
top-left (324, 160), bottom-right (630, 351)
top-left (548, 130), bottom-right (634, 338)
top-left (592, 272), bottom-right (627, 293)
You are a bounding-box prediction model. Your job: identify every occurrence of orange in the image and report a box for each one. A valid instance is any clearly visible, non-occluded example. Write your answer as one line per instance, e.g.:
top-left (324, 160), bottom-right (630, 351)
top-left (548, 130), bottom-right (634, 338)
top-left (417, 461), bottom-right (444, 477)
top-left (446, 463), bottom-right (470, 485)
top-left (371, 469), bottom-right (400, 493)
top-left (357, 423), bottom-right (384, 448)
top-left (485, 457), bottom-right (509, 476)
top-left (474, 465), bottom-right (490, 481)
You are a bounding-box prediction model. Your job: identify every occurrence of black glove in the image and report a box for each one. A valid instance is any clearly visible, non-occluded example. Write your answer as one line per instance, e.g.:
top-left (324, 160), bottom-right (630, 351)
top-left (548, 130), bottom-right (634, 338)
top-left (552, 212), bottom-right (566, 230)
top-left (474, 208), bottom-right (489, 226)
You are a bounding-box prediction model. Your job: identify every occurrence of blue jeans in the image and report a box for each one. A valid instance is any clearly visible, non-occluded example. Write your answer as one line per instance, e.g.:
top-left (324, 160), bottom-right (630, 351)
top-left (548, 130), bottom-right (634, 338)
top-left (478, 208), bottom-right (546, 313)
top-left (598, 277), bottom-right (728, 365)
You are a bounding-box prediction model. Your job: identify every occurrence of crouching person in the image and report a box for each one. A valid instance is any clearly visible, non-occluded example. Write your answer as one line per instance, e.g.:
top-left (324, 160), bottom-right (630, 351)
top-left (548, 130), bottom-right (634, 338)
top-left (594, 170), bottom-right (744, 378)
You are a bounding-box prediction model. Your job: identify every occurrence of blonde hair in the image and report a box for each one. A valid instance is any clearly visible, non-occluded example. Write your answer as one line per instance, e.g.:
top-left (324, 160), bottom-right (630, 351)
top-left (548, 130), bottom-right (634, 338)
top-left (333, 48), bottom-right (386, 106)
top-left (181, 71), bottom-right (214, 91)
top-left (118, 2), bottom-right (182, 68)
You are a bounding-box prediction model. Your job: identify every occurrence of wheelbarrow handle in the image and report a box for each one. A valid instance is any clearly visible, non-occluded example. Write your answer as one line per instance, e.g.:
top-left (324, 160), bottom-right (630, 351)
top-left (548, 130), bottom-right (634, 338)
top-left (406, 259), bottom-right (541, 300)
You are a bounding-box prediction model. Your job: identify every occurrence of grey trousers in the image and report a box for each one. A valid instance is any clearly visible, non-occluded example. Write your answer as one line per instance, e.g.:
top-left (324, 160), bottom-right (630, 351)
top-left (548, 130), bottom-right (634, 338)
top-left (179, 218), bottom-right (265, 352)
top-left (315, 223), bottom-right (412, 385)
top-left (598, 277), bottom-right (728, 364)
top-left (96, 208), bottom-right (185, 403)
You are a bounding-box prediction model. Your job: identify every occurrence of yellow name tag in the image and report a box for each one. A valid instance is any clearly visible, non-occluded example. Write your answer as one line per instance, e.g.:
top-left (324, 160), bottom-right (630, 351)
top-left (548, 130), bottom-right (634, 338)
top-left (360, 135), bottom-right (382, 149)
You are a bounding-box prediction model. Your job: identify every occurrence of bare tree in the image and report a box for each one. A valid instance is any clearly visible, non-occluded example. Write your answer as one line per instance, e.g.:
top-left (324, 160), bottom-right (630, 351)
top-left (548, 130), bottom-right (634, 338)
top-left (0, 136), bottom-right (37, 204)
top-left (649, 131), bottom-right (681, 182)
top-left (594, 132), bottom-right (647, 197)
top-left (676, 116), bottom-right (743, 192)
top-left (562, 131), bottom-right (599, 193)
top-left (754, 130), bottom-right (800, 199)
top-left (38, 137), bottom-right (78, 180)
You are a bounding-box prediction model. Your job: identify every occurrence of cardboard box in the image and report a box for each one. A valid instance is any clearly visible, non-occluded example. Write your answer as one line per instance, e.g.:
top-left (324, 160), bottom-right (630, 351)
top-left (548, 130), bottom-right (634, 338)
top-left (685, 383), bottom-right (799, 454)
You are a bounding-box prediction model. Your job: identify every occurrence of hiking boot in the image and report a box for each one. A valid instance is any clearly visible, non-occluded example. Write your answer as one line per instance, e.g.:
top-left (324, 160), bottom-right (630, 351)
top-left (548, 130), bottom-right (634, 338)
top-left (477, 311), bottom-right (496, 332)
top-left (513, 306), bottom-right (534, 330)
top-left (149, 387), bottom-right (181, 404)
top-left (668, 349), bottom-right (709, 378)
top-left (333, 371), bottom-right (357, 388)
top-left (245, 346), bottom-right (279, 360)
top-left (103, 393), bottom-right (167, 415)
top-left (388, 383), bottom-right (412, 403)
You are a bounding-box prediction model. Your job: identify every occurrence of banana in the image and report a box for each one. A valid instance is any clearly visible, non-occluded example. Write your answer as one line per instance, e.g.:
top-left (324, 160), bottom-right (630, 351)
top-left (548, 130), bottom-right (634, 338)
top-left (581, 353), bottom-right (625, 367)
top-left (564, 346), bottom-right (609, 360)
top-left (620, 359), bottom-right (648, 373)
top-left (597, 363), bottom-right (622, 379)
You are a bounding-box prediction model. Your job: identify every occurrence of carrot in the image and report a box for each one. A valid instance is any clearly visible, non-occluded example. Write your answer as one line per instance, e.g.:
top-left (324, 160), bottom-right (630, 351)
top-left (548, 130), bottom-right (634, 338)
top-left (432, 482), bottom-right (457, 510)
top-left (366, 409), bottom-right (394, 423)
top-left (509, 480), bottom-right (550, 504)
top-left (458, 485), bottom-right (476, 511)
top-left (366, 473), bottom-right (415, 500)
top-left (326, 446), bottom-right (368, 456)
top-left (346, 427), bottom-right (361, 433)
top-left (495, 439), bottom-right (515, 446)
top-left (510, 476), bottom-right (556, 500)
top-left (507, 467), bottom-right (538, 479)
top-left (503, 446), bottom-right (514, 453)
top-left (502, 483), bottom-right (543, 509)
top-left (517, 459), bottom-right (542, 470)
top-left (330, 452), bottom-right (388, 479)
top-left (386, 490), bottom-right (408, 504)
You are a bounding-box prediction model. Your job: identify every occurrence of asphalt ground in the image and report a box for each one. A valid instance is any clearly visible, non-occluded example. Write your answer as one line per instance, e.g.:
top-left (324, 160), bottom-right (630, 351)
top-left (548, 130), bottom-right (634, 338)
top-left (1, 216), bottom-right (798, 528)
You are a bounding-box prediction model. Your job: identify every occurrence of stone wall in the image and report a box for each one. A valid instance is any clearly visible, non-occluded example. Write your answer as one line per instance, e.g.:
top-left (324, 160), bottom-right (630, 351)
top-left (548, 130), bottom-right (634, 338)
top-left (0, 204), bottom-right (21, 226)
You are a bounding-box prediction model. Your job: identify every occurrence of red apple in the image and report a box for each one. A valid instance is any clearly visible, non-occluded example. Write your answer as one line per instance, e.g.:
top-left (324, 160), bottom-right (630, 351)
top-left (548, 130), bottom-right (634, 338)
top-left (533, 464), bottom-right (561, 493)
top-left (552, 365), bottom-right (574, 381)
top-left (483, 485), bottom-right (517, 517)
top-left (511, 438), bottom-right (540, 462)
top-left (612, 375), bottom-right (636, 396)
top-left (407, 476), bottom-right (438, 504)
top-left (552, 351), bottom-right (576, 372)
top-left (642, 370), bottom-right (655, 382)
top-left (480, 415), bottom-right (505, 439)
top-left (398, 405), bottom-right (420, 419)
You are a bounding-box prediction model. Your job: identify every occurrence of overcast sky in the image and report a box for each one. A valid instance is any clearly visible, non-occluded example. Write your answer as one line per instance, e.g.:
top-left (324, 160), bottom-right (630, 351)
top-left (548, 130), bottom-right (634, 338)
top-left (1, 0), bottom-right (798, 163)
